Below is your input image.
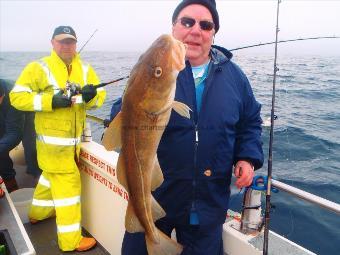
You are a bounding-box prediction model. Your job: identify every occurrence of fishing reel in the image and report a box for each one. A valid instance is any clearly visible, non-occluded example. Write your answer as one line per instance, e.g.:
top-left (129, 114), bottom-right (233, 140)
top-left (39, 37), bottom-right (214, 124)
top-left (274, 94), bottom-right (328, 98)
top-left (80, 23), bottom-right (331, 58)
top-left (64, 81), bottom-right (82, 99)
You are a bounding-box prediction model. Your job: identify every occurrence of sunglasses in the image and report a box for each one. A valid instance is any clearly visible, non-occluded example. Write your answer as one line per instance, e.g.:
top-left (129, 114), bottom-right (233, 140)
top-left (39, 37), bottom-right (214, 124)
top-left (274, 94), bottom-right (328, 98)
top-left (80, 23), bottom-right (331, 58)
top-left (176, 17), bottom-right (215, 31)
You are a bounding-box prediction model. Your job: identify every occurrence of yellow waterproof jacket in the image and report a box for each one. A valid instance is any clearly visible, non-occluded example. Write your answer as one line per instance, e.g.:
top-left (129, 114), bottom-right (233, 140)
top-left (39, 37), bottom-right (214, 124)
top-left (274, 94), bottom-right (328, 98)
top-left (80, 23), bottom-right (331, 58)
top-left (10, 50), bottom-right (106, 173)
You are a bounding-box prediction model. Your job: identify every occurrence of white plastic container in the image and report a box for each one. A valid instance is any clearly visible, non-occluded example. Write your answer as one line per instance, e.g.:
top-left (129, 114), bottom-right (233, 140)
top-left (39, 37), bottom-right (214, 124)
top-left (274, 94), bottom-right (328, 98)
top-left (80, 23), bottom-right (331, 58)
top-left (9, 188), bottom-right (35, 224)
top-left (9, 142), bottom-right (26, 165)
top-left (82, 121), bottom-right (92, 142)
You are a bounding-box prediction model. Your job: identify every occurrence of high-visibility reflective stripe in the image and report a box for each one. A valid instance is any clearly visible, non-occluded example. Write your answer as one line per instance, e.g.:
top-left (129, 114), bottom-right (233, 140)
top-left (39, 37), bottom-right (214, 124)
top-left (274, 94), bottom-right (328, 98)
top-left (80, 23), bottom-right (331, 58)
top-left (32, 198), bottom-right (54, 207)
top-left (33, 94), bottom-right (42, 111)
top-left (82, 64), bottom-right (89, 84)
top-left (96, 87), bottom-right (104, 106)
top-left (57, 223), bottom-right (80, 233)
top-left (11, 84), bottom-right (33, 93)
top-left (93, 97), bottom-right (99, 107)
top-left (37, 135), bottom-right (81, 146)
top-left (37, 60), bottom-right (60, 94)
top-left (72, 95), bottom-right (83, 104)
top-left (54, 196), bottom-right (80, 207)
top-left (39, 175), bottom-right (50, 188)
top-left (93, 88), bottom-right (103, 107)
top-left (32, 196), bottom-right (80, 208)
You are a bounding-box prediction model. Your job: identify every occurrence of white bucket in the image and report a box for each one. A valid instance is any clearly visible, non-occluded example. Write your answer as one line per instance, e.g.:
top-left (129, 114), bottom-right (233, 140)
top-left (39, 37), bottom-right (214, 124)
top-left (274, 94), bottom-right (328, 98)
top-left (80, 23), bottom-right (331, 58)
top-left (10, 188), bottom-right (35, 224)
top-left (9, 142), bottom-right (26, 165)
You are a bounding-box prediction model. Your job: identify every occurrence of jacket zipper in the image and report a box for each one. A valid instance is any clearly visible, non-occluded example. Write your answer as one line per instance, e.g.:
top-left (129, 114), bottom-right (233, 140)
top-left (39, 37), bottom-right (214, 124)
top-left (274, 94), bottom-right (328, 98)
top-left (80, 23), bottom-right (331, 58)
top-left (189, 62), bottom-right (216, 225)
top-left (190, 123), bottom-right (199, 225)
top-left (74, 111), bottom-right (77, 162)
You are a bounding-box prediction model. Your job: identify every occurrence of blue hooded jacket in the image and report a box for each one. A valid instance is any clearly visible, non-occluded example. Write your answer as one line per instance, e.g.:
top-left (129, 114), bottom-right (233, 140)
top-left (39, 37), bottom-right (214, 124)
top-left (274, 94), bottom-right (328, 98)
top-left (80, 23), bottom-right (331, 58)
top-left (110, 45), bottom-right (263, 229)
top-left (0, 79), bottom-right (24, 153)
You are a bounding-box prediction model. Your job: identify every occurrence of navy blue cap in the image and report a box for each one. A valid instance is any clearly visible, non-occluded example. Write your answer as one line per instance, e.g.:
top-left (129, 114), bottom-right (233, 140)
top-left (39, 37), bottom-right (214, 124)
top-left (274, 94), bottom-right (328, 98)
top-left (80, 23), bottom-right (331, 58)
top-left (172, 0), bottom-right (219, 33)
top-left (52, 26), bottom-right (77, 41)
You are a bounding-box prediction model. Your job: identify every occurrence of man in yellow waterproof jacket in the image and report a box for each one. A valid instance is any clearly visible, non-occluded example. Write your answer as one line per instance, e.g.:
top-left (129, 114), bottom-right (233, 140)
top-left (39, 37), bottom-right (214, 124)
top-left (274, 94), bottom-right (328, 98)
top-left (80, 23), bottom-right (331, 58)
top-left (10, 26), bottom-right (106, 252)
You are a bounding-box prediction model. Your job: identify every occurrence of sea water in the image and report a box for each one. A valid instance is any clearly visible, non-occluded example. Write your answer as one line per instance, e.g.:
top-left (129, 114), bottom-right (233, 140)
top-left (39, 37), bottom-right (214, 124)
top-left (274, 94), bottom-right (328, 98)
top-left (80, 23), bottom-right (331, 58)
top-left (1, 51), bottom-right (339, 255)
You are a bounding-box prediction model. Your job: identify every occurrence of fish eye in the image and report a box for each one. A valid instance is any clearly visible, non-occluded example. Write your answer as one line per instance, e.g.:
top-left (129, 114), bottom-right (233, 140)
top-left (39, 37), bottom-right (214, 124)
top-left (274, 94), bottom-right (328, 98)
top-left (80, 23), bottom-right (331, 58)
top-left (154, 67), bottom-right (162, 78)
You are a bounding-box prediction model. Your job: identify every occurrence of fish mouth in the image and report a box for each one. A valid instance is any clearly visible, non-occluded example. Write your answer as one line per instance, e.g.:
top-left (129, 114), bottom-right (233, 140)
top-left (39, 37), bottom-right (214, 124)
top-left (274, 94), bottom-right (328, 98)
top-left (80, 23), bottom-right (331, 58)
top-left (171, 37), bottom-right (187, 71)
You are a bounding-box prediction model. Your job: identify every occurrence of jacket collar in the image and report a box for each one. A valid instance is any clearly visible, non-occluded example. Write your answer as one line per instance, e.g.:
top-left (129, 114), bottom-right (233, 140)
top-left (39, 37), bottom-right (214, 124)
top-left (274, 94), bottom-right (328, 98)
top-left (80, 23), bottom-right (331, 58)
top-left (210, 45), bottom-right (233, 65)
top-left (50, 50), bottom-right (80, 66)
top-left (179, 45), bottom-right (233, 120)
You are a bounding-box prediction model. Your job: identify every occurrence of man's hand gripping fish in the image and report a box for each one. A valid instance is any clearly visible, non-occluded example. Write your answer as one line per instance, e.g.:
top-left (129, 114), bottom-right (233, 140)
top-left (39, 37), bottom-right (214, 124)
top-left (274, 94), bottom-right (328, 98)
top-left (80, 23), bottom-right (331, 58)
top-left (102, 34), bottom-right (190, 255)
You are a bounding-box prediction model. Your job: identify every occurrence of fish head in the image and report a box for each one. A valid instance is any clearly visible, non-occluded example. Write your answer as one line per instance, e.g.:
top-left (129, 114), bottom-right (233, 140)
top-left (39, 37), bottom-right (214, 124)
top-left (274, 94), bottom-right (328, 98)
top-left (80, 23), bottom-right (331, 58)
top-left (124, 34), bottom-right (186, 112)
top-left (140, 34), bottom-right (186, 77)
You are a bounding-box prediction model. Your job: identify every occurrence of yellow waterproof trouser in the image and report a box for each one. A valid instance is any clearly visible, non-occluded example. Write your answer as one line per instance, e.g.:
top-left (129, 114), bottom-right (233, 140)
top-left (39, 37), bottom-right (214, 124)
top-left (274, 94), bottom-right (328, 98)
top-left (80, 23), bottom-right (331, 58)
top-left (29, 171), bottom-right (82, 251)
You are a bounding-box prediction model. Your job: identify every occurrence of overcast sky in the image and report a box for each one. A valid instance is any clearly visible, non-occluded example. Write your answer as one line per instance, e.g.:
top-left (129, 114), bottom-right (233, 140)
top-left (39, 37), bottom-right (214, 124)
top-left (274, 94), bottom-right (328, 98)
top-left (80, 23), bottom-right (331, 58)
top-left (1, 0), bottom-right (339, 55)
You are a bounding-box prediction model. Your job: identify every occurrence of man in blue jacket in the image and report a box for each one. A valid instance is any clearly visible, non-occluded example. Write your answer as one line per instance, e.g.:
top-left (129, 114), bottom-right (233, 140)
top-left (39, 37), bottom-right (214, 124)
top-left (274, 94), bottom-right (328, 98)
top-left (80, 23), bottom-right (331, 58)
top-left (0, 79), bottom-right (24, 192)
top-left (113, 0), bottom-right (264, 254)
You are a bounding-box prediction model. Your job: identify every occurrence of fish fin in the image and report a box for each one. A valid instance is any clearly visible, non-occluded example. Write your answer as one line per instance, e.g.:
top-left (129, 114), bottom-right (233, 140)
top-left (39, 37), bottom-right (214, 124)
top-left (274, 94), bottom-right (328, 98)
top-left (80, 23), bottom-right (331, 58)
top-left (125, 196), bottom-right (165, 233)
top-left (151, 157), bottom-right (164, 191)
top-left (125, 202), bottom-right (144, 233)
top-left (151, 195), bottom-right (166, 222)
top-left (116, 153), bottom-right (129, 192)
top-left (172, 101), bottom-right (191, 119)
top-left (102, 112), bottom-right (122, 151)
top-left (146, 228), bottom-right (183, 255)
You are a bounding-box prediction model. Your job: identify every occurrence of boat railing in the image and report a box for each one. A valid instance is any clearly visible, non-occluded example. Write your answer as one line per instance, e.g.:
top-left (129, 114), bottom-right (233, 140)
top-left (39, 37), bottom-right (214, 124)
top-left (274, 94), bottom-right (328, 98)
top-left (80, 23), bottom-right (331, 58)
top-left (272, 179), bottom-right (340, 215)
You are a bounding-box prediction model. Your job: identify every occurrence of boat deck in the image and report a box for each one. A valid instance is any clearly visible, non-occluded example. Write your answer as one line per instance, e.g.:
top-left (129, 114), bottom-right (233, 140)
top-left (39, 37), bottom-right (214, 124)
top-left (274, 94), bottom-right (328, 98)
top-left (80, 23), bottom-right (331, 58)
top-left (249, 232), bottom-right (313, 255)
top-left (4, 149), bottom-right (317, 255)
top-left (5, 164), bottom-right (109, 255)
top-left (24, 218), bottom-right (109, 255)
top-left (223, 218), bottom-right (316, 255)
top-left (0, 190), bottom-right (32, 254)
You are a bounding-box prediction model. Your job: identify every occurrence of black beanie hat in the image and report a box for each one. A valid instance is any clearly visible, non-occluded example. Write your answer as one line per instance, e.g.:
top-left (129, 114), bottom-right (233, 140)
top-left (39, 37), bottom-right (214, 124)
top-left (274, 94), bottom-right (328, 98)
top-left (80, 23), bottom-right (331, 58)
top-left (172, 0), bottom-right (219, 33)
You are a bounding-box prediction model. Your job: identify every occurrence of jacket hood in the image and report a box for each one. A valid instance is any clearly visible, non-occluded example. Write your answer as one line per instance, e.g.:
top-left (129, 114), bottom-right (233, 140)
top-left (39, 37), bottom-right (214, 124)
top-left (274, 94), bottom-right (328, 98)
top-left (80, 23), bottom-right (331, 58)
top-left (210, 45), bottom-right (233, 65)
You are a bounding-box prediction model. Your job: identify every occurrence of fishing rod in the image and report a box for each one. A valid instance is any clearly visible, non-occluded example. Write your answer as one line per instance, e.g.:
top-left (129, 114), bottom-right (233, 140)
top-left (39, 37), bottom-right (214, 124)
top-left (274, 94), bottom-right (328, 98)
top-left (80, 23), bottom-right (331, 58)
top-left (263, 0), bottom-right (281, 254)
top-left (94, 75), bottom-right (130, 89)
top-left (86, 114), bottom-right (105, 124)
top-left (75, 29), bottom-right (129, 91)
top-left (78, 29), bottom-right (98, 54)
top-left (229, 35), bottom-right (339, 51)
top-left (86, 114), bottom-right (110, 128)
top-left (99, 35), bottom-right (339, 89)
top-left (65, 75), bottom-right (129, 99)
top-left (87, 29), bottom-right (340, 127)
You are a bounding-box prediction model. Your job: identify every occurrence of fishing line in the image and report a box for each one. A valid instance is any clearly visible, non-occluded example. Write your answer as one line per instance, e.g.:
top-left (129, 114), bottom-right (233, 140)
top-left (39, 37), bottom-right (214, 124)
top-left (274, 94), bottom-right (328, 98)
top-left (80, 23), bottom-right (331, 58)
top-left (280, 70), bottom-right (299, 239)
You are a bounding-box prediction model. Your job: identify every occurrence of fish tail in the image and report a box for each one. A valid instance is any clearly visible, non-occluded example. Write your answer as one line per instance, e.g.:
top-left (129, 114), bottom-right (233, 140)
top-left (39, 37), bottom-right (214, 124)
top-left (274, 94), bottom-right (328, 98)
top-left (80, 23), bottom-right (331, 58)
top-left (146, 228), bottom-right (183, 255)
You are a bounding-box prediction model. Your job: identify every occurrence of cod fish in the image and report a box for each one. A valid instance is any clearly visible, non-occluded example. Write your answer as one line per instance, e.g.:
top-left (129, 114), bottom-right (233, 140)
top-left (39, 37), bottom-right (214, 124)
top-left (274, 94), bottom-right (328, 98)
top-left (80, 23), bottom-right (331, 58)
top-left (102, 34), bottom-right (190, 255)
